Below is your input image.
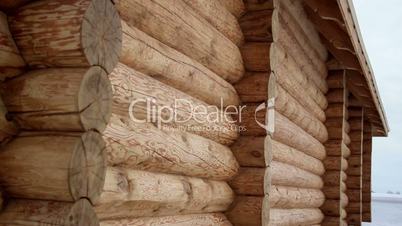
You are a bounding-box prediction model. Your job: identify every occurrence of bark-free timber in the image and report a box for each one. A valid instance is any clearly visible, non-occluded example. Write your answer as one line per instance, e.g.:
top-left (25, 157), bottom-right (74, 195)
top-left (271, 161), bottom-right (323, 189)
top-left (114, 0), bottom-right (244, 83)
top-left (4, 67), bottom-right (112, 132)
top-left (231, 136), bottom-right (325, 175)
top-left (220, 0), bottom-right (245, 18)
top-left (182, 0), bottom-right (244, 46)
top-left (0, 98), bottom-right (18, 145)
top-left (270, 44), bottom-right (326, 121)
top-left (110, 63), bottom-right (238, 145)
top-left (229, 167), bottom-right (265, 195)
top-left (241, 108), bottom-right (326, 160)
top-left (244, 0), bottom-right (274, 11)
top-left (104, 114), bottom-right (239, 180)
top-left (0, 199), bottom-right (99, 226)
top-left (235, 73), bottom-right (327, 142)
top-left (240, 9), bottom-right (273, 42)
top-left (0, 12), bottom-right (25, 80)
top-left (10, 0), bottom-right (121, 73)
top-left (100, 213), bottom-right (232, 226)
top-left (96, 168), bottom-right (234, 220)
top-left (241, 42), bottom-right (271, 72)
top-left (0, 131), bottom-right (106, 203)
top-left (226, 196), bottom-right (265, 226)
top-left (270, 185), bottom-right (325, 208)
top-left (121, 22), bottom-right (239, 107)
top-left (269, 208), bottom-right (324, 226)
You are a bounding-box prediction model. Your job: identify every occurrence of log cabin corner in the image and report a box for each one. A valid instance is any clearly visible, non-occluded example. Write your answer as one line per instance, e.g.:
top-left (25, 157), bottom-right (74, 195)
top-left (0, 0), bottom-right (389, 226)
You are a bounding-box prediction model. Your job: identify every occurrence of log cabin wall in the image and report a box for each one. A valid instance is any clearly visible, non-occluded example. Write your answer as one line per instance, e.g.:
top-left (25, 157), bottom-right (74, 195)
top-left (362, 119), bottom-right (373, 222)
top-left (0, 0), bottom-right (246, 225)
top-left (321, 71), bottom-right (350, 226)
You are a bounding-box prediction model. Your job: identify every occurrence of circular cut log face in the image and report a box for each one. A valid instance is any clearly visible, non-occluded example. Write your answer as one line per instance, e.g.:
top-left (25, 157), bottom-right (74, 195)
top-left (78, 66), bottom-right (113, 132)
top-left (82, 0), bottom-right (122, 73)
top-left (67, 199), bottom-right (100, 226)
top-left (69, 131), bottom-right (106, 204)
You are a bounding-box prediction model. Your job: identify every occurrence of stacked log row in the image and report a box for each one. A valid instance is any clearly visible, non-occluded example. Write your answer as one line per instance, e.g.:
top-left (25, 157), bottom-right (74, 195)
top-left (362, 120), bottom-right (373, 222)
top-left (320, 71), bottom-right (349, 226)
top-left (226, 1), bottom-right (273, 225)
top-left (0, 0), bottom-right (122, 224)
top-left (345, 107), bottom-right (364, 226)
top-left (228, 0), bottom-right (327, 225)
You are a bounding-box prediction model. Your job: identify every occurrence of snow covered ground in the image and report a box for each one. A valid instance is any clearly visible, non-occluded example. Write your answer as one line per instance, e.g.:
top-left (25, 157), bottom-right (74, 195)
top-left (363, 193), bottom-right (402, 226)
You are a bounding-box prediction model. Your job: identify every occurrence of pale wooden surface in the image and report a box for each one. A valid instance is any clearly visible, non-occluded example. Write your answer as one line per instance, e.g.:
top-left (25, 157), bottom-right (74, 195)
top-left (114, 0), bottom-right (244, 83)
top-left (121, 21), bottom-right (239, 107)
top-left (4, 67), bottom-right (112, 132)
top-left (109, 63), bottom-right (238, 145)
top-left (220, 0), bottom-right (245, 18)
top-left (10, 0), bottom-right (121, 73)
top-left (104, 114), bottom-right (239, 181)
top-left (100, 213), bottom-right (232, 226)
top-left (96, 168), bottom-right (234, 220)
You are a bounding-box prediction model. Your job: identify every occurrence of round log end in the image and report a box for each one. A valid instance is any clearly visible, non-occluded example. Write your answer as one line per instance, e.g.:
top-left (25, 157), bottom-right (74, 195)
top-left (78, 66), bottom-right (112, 133)
top-left (69, 131), bottom-right (106, 204)
top-left (82, 0), bottom-right (122, 73)
top-left (67, 199), bottom-right (100, 226)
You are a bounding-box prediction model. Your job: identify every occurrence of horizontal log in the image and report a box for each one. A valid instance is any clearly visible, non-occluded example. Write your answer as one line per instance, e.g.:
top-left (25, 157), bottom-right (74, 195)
top-left (0, 199), bottom-right (98, 226)
top-left (270, 185), bottom-right (325, 208)
top-left (271, 43), bottom-right (328, 115)
top-left (321, 199), bottom-right (342, 216)
top-left (324, 156), bottom-right (348, 171)
top-left (326, 89), bottom-right (345, 103)
top-left (114, 0), bottom-right (244, 83)
top-left (96, 168), bottom-right (234, 220)
top-left (325, 140), bottom-right (350, 157)
top-left (241, 42), bottom-right (270, 72)
top-left (346, 175), bottom-right (362, 189)
top-left (182, 0), bottom-right (243, 46)
top-left (234, 73), bottom-right (269, 103)
top-left (0, 131), bottom-right (105, 204)
top-left (235, 74), bottom-right (328, 142)
top-left (239, 9), bottom-right (273, 42)
top-left (225, 196), bottom-right (264, 226)
top-left (244, 0), bottom-right (274, 11)
top-left (100, 213), bottom-right (232, 226)
top-left (276, 0), bottom-right (327, 61)
top-left (271, 139), bottom-right (325, 175)
top-left (272, 11), bottom-right (328, 93)
top-left (347, 214), bottom-right (362, 225)
top-left (4, 67), bottom-right (112, 132)
top-left (10, 0), bottom-right (121, 73)
top-left (346, 202), bottom-right (361, 214)
top-left (0, 98), bottom-right (18, 145)
top-left (322, 186), bottom-right (342, 200)
top-left (325, 103), bottom-right (344, 118)
top-left (121, 21), bottom-right (239, 107)
top-left (276, 84), bottom-right (328, 142)
top-left (322, 217), bottom-right (345, 226)
top-left (220, 0), bottom-right (245, 18)
top-left (274, 112), bottom-right (326, 160)
top-left (323, 171), bottom-right (347, 186)
top-left (327, 71), bottom-right (345, 89)
top-left (110, 63), bottom-right (238, 145)
top-left (105, 114), bottom-right (238, 180)
top-left (270, 208), bottom-right (324, 226)
top-left (231, 136), bottom-right (266, 167)
top-left (346, 189), bottom-right (361, 203)
top-left (271, 161), bottom-right (323, 189)
top-left (0, 12), bottom-right (25, 80)
top-left (229, 167), bottom-right (265, 195)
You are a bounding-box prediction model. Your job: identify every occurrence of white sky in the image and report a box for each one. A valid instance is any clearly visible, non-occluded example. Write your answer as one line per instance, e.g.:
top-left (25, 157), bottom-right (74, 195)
top-left (353, 0), bottom-right (402, 193)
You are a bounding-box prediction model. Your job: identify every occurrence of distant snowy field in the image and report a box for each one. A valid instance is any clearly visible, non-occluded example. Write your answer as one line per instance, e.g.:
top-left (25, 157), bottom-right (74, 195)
top-left (363, 193), bottom-right (402, 226)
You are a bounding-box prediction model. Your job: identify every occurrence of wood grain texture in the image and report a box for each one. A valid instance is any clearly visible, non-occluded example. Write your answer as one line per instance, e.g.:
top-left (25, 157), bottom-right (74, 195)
top-left (100, 213), bottom-right (232, 226)
top-left (270, 185), bottom-right (325, 208)
top-left (226, 196), bottom-right (264, 226)
top-left (114, 0), bottom-right (244, 83)
top-left (0, 97), bottom-right (18, 145)
top-left (10, 0), bottom-right (121, 73)
top-left (0, 131), bottom-right (106, 204)
top-left (220, 0), bottom-right (245, 18)
top-left (271, 161), bottom-right (323, 189)
top-left (241, 42), bottom-right (271, 72)
top-left (0, 199), bottom-right (99, 226)
top-left (4, 67), bottom-right (112, 132)
top-left (0, 12), bottom-right (25, 81)
top-left (96, 168), bottom-right (234, 220)
top-left (182, 0), bottom-right (244, 46)
top-left (269, 208), bottom-right (324, 226)
top-left (104, 114), bottom-right (238, 180)
top-left (110, 63), bottom-right (238, 145)
top-left (240, 9), bottom-right (273, 42)
top-left (121, 21), bottom-right (239, 107)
